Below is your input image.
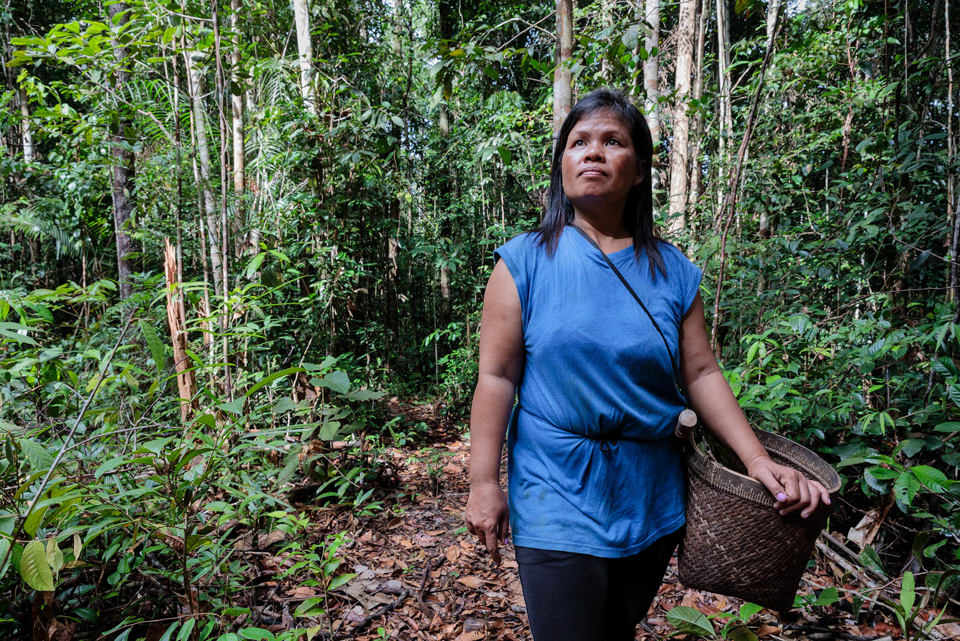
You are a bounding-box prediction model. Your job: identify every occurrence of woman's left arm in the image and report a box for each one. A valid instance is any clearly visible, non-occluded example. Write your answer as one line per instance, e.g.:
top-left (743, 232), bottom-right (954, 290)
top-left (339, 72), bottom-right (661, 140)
top-left (679, 293), bottom-right (831, 518)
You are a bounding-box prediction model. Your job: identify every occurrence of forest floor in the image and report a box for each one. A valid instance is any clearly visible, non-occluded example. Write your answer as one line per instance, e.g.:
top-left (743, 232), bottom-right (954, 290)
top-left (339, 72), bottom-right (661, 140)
top-left (249, 399), bottom-right (960, 641)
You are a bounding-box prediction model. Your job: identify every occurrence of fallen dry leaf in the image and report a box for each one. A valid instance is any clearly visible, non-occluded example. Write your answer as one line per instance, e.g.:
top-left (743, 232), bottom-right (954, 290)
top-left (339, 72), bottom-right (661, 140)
top-left (456, 576), bottom-right (487, 589)
top-left (285, 586), bottom-right (318, 599)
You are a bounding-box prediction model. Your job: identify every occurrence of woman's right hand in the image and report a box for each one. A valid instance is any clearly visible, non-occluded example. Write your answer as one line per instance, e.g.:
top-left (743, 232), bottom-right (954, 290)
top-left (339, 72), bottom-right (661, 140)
top-left (465, 482), bottom-right (510, 564)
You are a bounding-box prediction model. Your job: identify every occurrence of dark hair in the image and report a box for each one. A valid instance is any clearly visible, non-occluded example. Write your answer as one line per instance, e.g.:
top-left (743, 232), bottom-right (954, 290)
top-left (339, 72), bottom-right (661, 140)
top-left (537, 88), bottom-right (665, 277)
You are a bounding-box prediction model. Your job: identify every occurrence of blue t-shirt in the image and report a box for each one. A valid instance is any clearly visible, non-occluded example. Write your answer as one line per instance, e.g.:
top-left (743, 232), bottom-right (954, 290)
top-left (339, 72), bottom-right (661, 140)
top-left (494, 226), bottom-right (703, 557)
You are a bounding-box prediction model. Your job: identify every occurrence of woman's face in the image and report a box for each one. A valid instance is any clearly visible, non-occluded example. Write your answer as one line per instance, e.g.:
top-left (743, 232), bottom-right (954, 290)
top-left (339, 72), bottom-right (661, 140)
top-left (560, 109), bottom-right (642, 217)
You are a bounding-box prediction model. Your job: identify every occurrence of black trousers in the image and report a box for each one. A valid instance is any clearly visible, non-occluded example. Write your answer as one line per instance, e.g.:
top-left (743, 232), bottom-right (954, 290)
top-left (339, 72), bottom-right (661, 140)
top-left (515, 530), bottom-right (681, 641)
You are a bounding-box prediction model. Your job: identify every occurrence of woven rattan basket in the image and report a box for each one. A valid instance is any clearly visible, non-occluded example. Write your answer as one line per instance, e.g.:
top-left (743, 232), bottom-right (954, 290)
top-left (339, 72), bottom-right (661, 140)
top-left (677, 429), bottom-right (841, 611)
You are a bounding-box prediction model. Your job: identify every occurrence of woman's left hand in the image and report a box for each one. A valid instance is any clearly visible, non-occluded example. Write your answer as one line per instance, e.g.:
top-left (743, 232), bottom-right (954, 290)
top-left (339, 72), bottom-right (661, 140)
top-left (746, 456), bottom-right (832, 519)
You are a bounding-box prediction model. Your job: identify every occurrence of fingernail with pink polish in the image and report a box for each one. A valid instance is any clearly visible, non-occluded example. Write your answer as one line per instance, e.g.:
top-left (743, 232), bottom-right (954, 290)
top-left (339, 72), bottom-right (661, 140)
top-left (776, 492), bottom-right (787, 502)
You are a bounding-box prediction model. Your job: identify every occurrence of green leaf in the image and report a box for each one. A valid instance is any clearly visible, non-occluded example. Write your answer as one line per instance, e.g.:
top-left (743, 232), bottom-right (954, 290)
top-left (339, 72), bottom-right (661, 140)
top-left (18, 439), bottom-right (53, 471)
top-left (813, 586), bottom-right (839, 606)
top-left (138, 320), bottom-right (167, 374)
top-left (894, 471), bottom-right (921, 509)
top-left (45, 538), bottom-right (63, 577)
top-left (294, 596), bottom-right (327, 617)
top-left (910, 465), bottom-right (948, 492)
top-left (23, 505), bottom-right (47, 538)
top-left (157, 622), bottom-right (179, 641)
top-left (20, 540), bottom-right (54, 591)
top-left (859, 546), bottom-right (886, 576)
top-left (739, 602), bottom-right (763, 620)
top-left (239, 628), bottom-right (276, 640)
top-left (244, 252), bottom-right (266, 279)
top-left (218, 398), bottom-right (246, 415)
top-left (666, 606), bottom-right (715, 637)
top-left (243, 367), bottom-right (305, 398)
top-left (727, 626), bottom-right (759, 641)
top-left (0, 322), bottom-right (39, 346)
top-left (934, 421), bottom-right (960, 433)
top-left (72, 607), bottom-right (98, 621)
top-left (0, 537), bottom-right (10, 581)
top-left (328, 572), bottom-right (355, 590)
top-left (866, 465), bottom-right (900, 480)
top-left (313, 370), bottom-right (350, 395)
top-left (95, 456), bottom-right (128, 479)
top-left (175, 618), bottom-right (195, 641)
top-left (900, 571), bottom-right (915, 614)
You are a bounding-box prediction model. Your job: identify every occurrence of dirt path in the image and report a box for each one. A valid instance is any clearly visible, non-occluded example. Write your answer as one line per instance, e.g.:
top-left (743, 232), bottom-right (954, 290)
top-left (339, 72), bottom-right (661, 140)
top-left (257, 408), bottom-right (952, 640)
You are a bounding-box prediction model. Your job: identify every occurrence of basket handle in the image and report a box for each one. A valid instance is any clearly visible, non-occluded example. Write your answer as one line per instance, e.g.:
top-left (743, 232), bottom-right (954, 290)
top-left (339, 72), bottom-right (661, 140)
top-left (674, 408), bottom-right (699, 442)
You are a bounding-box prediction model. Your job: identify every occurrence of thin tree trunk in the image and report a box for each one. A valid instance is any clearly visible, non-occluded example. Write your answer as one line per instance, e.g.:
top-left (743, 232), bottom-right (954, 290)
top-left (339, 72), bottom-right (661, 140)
top-left (758, 0), bottom-right (784, 238)
top-left (666, 0), bottom-right (697, 234)
top-left (19, 88), bottom-right (33, 163)
top-left (211, 0), bottom-right (233, 399)
top-left (947, 0), bottom-right (958, 303)
top-left (292, 0), bottom-right (316, 116)
top-left (714, 0), bottom-right (733, 230)
top-left (108, 0), bottom-right (136, 300)
top-left (688, 0), bottom-right (708, 209)
top-left (710, 11), bottom-right (783, 351)
top-left (231, 0), bottom-right (246, 253)
top-left (766, 0), bottom-right (781, 48)
top-left (164, 238), bottom-right (199, 423)
top-left (184, 50), bottom-right (225, 297)
top-left (553, 0), bottom-right (573, 138)
top-left (643, 0), bottom-right (661, 197)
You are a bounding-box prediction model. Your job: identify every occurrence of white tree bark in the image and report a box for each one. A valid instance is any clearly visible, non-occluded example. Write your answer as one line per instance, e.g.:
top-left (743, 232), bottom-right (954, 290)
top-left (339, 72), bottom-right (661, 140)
top-left (292, 0), bottom-right (316, 116)
top-left (19, 88), bottom-right (33, 163)
top-left (553, 0), bottom-right (573, 138)
top-left (666, 0), bottom-right (697, 233)
top-left (688, 0), bottom-right (708, 208)
top-left (184, 50), bottom-right (224, 293)
top-left (643, 0), bottom-right (661, 188)
top-left (231, 0), bottom-right (248, 256)
top-left (714, 0), bottom-right (733, 229)
top-left (766, 0), bottom-right (781, 49)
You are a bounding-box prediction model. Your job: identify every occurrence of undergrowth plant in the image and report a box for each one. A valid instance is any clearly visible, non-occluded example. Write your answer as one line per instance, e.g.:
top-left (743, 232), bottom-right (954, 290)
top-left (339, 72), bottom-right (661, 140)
top-left (0, 279), bottom-right (384, 639)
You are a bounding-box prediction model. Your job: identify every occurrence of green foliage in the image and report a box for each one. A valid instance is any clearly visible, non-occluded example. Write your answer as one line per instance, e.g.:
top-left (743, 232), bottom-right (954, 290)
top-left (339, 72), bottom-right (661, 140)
top-left (3, 0), bottom-right (960, 632)
top-left (0, 276), bottom-right (385, 636)
top-left (667, 602), bottom-right (765, 640)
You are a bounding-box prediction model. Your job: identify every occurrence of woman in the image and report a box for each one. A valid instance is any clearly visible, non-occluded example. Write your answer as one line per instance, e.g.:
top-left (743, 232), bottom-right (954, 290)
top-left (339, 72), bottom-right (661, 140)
top-left (464, 88), bottom-right (831, 641)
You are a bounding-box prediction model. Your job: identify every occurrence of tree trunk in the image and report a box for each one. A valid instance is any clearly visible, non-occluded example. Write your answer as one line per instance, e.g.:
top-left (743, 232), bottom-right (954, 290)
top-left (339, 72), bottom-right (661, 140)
top-left (292, 0), bottom-right (316, 116)
top-left (184, 50), bottom-right (224, 295)
top-left (18, 88), bottom-right (33, 163)
top-left (688, 0), bottom-right (708, 209)
top-left (766, 0), bottom-right (781, 49)
top-left (108, 0), bottom-right (136, 300)
top-left (642, 0), bottom-right (661, 196)
top-left (714, 0), bottom-right (733, 230)
top-left (710, 11), bottom-right (782, 351)
top-left (666, 0), bottom-right (697, 234)
top-left (553, 0), bottom-right (573, 138)
top-left (231, 0), bottom-right (247, 254)
top-left (947, 0), bottom-right (958, 303)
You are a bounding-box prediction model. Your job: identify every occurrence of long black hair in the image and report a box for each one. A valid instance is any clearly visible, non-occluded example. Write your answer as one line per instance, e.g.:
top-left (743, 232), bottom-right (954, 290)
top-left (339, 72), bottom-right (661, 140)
top-left (537, 88), bottom-right (665, 277)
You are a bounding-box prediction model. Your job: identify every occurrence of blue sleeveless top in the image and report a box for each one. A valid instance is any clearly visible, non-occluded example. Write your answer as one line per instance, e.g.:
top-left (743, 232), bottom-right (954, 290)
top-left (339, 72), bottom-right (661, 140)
top-left (494, 227), bottom-right (702, 557)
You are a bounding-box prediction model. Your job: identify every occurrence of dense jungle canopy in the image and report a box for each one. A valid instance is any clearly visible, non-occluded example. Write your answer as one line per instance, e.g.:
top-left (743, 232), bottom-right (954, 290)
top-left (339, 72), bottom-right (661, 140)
top-left (1, 0), bottom-right (959, 637)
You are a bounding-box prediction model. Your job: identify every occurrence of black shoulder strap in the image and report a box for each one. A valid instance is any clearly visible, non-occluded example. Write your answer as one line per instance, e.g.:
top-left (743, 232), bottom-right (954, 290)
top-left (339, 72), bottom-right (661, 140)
top-left (571, 225), bottom-right (688, 405)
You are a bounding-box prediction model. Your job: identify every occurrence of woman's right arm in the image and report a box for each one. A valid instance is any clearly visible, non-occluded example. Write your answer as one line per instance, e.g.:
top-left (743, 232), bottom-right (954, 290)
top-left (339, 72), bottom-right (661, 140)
top-left (465, 259), bottom-right (525, 564)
